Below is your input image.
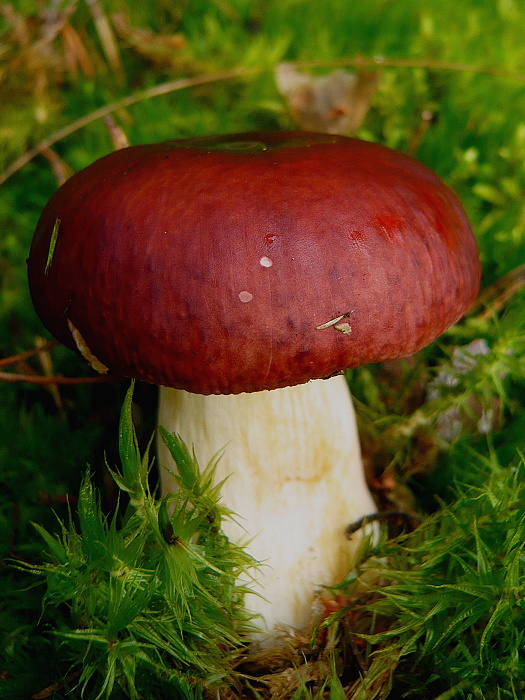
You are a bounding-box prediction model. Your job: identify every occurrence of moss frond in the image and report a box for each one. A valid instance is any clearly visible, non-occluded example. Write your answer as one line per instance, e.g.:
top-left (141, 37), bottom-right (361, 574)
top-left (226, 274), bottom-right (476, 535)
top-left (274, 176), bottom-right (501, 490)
top-left (21, 383), bottom-right (259, 699)
top-left (330, 453), bottom-right (525, 699)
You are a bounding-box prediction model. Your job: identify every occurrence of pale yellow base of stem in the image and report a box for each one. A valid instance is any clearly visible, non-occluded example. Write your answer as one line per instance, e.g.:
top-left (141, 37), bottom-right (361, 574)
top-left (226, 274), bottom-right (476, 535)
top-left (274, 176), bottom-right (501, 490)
top-left (157, 375), bottom-right (376, 638)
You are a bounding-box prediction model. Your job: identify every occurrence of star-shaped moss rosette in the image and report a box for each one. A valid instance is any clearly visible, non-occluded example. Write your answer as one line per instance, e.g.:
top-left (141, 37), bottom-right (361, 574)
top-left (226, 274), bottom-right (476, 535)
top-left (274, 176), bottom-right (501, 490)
top-left (23, 384), bottom-right (258, 699)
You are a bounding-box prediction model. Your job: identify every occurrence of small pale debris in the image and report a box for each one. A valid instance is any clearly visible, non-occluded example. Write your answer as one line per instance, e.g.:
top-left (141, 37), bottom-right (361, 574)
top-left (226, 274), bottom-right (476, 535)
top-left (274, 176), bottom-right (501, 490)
top-left (275, 63), bottom-right (380, 135)
top-left (238, 291), bottom-right (253, 303)
top-left (45, 218), bottom-right (61, 274)
top-left (334, 322), bottom-right (352, 334)
top-left (67, 319), bottom-right (109, 373)
top-left (260, 256), bottom-right (273, 268)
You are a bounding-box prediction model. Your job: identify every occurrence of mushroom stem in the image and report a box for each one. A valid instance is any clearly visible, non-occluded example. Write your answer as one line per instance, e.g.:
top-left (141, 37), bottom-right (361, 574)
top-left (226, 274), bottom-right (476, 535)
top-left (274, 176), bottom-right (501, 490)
top-left (157, 374), bottom-right (376, 638)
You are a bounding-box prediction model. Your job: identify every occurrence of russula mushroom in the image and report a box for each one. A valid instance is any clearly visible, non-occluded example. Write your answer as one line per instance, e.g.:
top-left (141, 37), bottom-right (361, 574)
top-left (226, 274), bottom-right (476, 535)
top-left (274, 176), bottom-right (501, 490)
top-left (27, 131), bottom-right (480, 638)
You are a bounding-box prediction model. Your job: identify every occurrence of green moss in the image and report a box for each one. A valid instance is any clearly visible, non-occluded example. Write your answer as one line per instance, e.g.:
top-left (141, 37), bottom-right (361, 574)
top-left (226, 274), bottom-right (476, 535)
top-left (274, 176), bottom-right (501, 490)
top-left (332, 454), bottom-right (525, 699)
top-left (18, 384), bottom-right (257, 699)
top-left (1, 0), bottom-right (525, 697)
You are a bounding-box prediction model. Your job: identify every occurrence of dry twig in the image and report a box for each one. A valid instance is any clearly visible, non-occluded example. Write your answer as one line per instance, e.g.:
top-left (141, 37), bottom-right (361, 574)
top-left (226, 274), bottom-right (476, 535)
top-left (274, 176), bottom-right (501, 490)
top-left (2, 56), bottom-right (525, 186)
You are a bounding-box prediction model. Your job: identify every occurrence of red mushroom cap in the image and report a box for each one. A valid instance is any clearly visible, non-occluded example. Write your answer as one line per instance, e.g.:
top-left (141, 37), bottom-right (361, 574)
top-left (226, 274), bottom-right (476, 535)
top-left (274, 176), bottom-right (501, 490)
top-left (27, 131), bottom-right (480, 394)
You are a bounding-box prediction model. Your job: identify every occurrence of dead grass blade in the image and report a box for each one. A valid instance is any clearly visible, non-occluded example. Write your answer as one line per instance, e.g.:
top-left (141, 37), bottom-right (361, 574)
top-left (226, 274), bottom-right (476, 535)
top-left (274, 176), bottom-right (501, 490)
top-left (0, 66), bottom-right (260, 186)
top-left (471, 263), bottom-right (525, 319)
top-left (2, 55), bottom-right (525, 187)
top-left (84, 0), bottom-right (123, 76)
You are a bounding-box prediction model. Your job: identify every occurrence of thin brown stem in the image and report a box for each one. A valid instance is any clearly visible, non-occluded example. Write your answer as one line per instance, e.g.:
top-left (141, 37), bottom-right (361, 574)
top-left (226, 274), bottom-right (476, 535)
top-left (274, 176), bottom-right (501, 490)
top-left (0, 340), bottom-right (60, 368)
top-left (31, 671), bottom-right (81, 700)
top-left (290, 56), bottom-right (525, 82)
top-left (346, 510), bottom-right (421, 537)
top-left (0, 66), bottom-right (260, 186)
top-left (471, 263), bottom-right (525, 320)
top-left (2, 56), bottom-right (525, 185)
top-left (0, 370), bottom-right (119, 384)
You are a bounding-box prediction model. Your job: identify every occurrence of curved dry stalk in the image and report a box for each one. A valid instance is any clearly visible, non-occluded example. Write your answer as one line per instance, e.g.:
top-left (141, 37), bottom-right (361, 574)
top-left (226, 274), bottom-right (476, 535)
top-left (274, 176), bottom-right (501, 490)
top-left (291, 56), bottom-right (525, 82)
top-left (0, 339), bottom-right (59, 368)
top-left (0, 370), bottom-right (119, 384)
top-left (0, 339), bottom-right (120, 385)
top-left (0, 66), bottom-right (260, 186)
top-left (84, 0), bottom-right (123, 77)
top-left (471, 262), bottom-right (525, 320)
top-left (2, 56), bottom-right (525, 186)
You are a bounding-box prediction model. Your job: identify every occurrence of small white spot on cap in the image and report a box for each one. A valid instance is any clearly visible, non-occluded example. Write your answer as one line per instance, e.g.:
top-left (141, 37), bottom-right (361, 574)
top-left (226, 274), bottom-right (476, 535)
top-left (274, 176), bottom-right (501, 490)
top-left (238, 291), bottom-right (253, 303)
top-left (260, 256), bottom-right (273, 268)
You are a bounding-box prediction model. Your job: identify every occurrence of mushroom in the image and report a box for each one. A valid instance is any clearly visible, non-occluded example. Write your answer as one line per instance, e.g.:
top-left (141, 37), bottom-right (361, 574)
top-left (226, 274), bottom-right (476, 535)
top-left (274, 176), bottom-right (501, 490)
top-left (27, 131), bottom-right (481, 638)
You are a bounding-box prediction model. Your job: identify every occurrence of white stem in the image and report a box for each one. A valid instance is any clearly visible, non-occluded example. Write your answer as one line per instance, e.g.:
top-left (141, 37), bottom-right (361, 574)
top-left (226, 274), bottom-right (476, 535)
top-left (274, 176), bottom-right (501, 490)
top-left (157, 375), bottom-right (375, 638)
